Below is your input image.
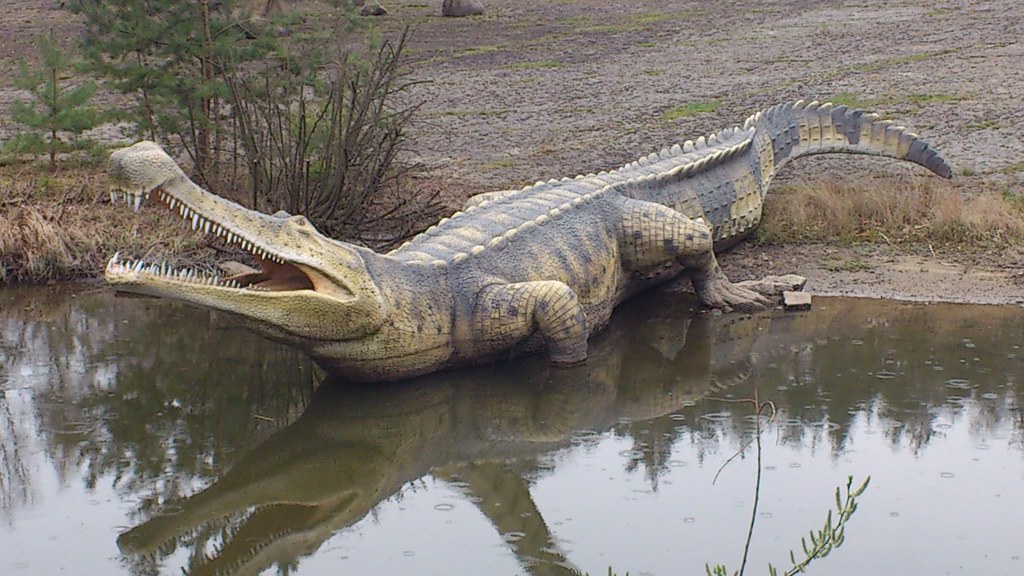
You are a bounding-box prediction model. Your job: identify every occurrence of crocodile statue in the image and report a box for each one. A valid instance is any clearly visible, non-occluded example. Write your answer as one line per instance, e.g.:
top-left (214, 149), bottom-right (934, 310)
top-left (105, 100), bottom-right (952, 381)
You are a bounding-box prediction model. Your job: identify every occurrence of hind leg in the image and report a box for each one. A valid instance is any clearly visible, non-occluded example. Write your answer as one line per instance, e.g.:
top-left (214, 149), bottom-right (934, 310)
top-left (619, 198), bottom-right (782, 311)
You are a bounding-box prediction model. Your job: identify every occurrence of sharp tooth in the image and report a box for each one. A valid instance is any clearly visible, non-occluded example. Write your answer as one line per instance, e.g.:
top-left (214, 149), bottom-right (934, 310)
top-left (191, 214), bottom-right (200, 231)
top-left (109, 190), bottom-right (117, 204)
top-left (134, 261), bottom-right (144, 271)
top-left (203, 220), bottom-right (210, 234)
top-left (133, 195), bottom-right (143, 212)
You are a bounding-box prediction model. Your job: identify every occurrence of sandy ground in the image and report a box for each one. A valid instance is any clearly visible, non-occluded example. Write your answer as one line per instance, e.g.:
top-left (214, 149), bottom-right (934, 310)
top-left (389, 0), bottom-right (1024, 306)
top-left (2, 0), bottom-right (1023, 304)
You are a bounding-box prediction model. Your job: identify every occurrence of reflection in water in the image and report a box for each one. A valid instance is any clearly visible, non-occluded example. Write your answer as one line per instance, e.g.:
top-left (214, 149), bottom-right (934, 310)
top-left (1, 287), bottom-right (1023, 575)
top-left (0, 287), bottom-right (314, 528)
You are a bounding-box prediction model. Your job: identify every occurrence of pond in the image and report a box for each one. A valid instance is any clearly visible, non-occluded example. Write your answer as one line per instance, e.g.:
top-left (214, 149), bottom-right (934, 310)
top-left (1, 286), bottom-right (1023, 575)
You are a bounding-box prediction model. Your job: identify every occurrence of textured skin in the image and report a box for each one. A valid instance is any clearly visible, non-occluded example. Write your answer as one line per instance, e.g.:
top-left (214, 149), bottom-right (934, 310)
top-left (105, 100), bottom-right (952, 382)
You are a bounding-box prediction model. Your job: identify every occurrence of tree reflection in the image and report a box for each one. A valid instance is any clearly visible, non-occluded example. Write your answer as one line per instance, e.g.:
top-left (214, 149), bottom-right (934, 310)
top-left (2, 286), bottom-right (1023, 575)
top-left (0, 287), bottom-right (314, 526)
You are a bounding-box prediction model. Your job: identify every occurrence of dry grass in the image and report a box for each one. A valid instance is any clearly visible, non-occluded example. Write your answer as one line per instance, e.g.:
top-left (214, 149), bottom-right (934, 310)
top-left (0, 168), bottom-right (212, 285)
top-left (758, 176), bottom-right (1024, 248)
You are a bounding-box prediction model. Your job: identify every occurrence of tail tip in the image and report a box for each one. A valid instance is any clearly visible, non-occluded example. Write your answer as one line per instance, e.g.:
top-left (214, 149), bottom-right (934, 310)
top-left (930, 158), bottom-right (954, 179)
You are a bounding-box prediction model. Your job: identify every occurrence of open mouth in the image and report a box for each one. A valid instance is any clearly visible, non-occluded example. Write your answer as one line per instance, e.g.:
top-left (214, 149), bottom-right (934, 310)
top-left (105, 187), bottom-right (315, 293)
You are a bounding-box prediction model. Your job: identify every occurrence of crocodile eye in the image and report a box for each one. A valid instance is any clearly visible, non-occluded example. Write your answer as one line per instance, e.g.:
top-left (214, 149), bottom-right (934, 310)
top-left (289, 215), bottom-right (313, 231)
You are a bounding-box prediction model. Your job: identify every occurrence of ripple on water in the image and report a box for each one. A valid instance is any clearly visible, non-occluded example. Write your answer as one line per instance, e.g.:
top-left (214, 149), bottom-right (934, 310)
top-left (945, 378), bottom-right (971, 389)
top-left (875, 371), bottom-right (898, 380)
top-left (946, 396), bottom-right (970, 407)
top-left (700, 412), bottom-right (731, 422)
top-left (47, 421), bottom-right (97, 435)
top-left (502, 531), bottom-right (526, 544)
top-left (569, 430), bottom-right (601, 446)
top-left (434, 503), bottom-right (455, 512)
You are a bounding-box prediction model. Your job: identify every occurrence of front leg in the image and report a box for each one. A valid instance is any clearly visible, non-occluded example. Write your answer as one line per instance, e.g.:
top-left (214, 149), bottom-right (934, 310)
top-left (475, 281), bottom-right (589, 365)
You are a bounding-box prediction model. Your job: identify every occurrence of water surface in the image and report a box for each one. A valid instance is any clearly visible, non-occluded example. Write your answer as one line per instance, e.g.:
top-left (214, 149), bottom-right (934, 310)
top-left (2, 287), bottom-right (1022, 575)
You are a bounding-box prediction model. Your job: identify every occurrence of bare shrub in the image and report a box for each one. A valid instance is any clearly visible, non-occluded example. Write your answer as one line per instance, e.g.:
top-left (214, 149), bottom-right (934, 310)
top-left (228, 29), bottom-right (443, 249)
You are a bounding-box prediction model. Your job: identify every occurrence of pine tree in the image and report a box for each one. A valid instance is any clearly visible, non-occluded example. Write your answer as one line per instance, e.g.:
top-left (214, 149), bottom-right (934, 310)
top-left (70, 0), bottom-right (286, 185)
top-left (7, 29), bottom-right (99, 171)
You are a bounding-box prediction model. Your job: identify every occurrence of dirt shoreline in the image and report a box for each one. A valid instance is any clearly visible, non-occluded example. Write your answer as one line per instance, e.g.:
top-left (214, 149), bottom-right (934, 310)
top-left (720, 243), bottom-right (1024, 307)
top-left (2, 0), bottom-right (1022, 305)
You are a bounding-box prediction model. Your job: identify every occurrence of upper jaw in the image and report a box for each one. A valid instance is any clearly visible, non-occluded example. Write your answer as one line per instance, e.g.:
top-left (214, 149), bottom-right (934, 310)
top-left (105, 141), bottom-right (385, 340)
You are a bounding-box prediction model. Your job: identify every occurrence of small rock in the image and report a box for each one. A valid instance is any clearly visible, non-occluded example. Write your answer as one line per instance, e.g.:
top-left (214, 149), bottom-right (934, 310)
top-left (442, 0), bottom-right (484, 17)
top-left (782, 290), bottom-right (812, 312)
top-left (359, 1), bottom-right (387, 16)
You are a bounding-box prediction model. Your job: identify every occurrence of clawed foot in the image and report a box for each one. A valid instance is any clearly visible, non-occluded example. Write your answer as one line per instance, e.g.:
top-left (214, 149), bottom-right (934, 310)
top-left (735, 274), bottom-right (807, 297)
top-left (697, 277), bottom-right (771, 312)
top-left (694, 269), bottom-right (807, 313)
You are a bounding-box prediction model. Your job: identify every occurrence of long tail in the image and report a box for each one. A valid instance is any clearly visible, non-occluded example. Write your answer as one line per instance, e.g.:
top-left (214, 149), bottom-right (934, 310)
top-left (748, 100), bottom-right (953, 194)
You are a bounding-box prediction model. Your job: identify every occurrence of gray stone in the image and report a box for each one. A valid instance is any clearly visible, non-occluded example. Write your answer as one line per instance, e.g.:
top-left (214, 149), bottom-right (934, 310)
top-left (782, 290), bottom-right (812, 311)
top-left (442, 0), bottom-right (484, 17)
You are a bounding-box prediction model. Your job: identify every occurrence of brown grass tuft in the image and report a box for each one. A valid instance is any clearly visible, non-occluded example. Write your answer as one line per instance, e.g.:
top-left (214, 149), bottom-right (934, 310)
top-left (758, 176), bottom-right (1024, 248)
top-left (1, 171), bottom-right (213, 285)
